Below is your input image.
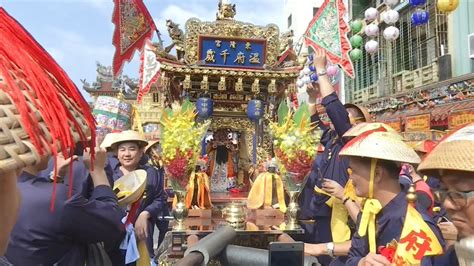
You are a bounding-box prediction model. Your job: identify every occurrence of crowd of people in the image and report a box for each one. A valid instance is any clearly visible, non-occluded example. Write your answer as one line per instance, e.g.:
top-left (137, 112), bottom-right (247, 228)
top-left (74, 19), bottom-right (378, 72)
top-left (282, 49), bottom-right (472, 266)
top-left (0, 7), bottom-right (473, 266)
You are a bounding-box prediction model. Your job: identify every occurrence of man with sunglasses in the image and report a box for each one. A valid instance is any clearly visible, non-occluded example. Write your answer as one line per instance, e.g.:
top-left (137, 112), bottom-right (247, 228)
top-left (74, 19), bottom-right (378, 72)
top-left (418, 123), bottom-right (474, 264)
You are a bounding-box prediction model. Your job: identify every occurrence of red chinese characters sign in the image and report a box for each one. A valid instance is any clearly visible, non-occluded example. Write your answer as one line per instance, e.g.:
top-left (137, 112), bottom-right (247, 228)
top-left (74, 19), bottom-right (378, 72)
top-left (405, 114), bottom-right (431, 132)
top-left (449, 109), bottom-right (474, 129)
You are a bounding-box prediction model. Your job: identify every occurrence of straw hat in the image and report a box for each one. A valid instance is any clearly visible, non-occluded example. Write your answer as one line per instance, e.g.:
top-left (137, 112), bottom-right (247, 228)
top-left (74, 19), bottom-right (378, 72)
top-left (145, 139), bottom-right (160, 153)
top-left (343, 122), bottom-right (399, 138)
top-left (408, 140), bottom-right (437, 154)
top-left (100, 132), bottom-right (121, 149)
top-left (340, 131), bottom-right (420, 164)
top-left (344, 103), bottom-right (373, 122)
top-left (418, 123), bottom-right (474, 175)
top-left (113, 169), bottom-right (147, 207)
top-left (110, 130), bottom-right (148, 149)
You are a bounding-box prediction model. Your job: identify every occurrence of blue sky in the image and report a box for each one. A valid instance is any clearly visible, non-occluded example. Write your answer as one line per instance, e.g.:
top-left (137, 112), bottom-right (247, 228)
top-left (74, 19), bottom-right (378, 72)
top-left (1, 0), bottom-right (285, 101)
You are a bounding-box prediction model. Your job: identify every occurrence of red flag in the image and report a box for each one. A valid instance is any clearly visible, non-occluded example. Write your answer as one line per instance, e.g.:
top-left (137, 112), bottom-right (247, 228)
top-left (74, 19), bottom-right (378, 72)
top-left (137, 41), bottom-right (160, 103)
top-left (112, 0), bottom-right (156, 76)
top-left (304, 0), bottom-right (354, 78)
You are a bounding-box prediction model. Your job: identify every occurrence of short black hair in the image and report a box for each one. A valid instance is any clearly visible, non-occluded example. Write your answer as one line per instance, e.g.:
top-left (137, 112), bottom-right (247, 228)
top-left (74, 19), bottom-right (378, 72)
top-left (358, 157), bottom-right (400, 179)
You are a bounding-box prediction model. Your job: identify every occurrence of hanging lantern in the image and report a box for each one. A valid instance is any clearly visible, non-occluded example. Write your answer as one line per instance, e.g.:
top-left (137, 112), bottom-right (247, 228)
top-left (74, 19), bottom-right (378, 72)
top-left (196, 96), bottom-right (213, 119)
top-left (365, 40), bottom-right (379, 54)
top-left (350, 20), bottom-right (363, 33)
top-left (411, 10), bottom-right (430, 26)
top-left (247, 99), bottom-right (264, 121)
top-left (327, 65), bottom-right (339, 77)
top-left (409, 0), bottom-right (426, 7)
top-left (364, 7), bottom-right (379, 21)
top-left (382, 10), bottom-right (400, 24)
top-left (365, 24), bottom-right (379, 37)
top-left (437, 0), bottom-right (459, 12)
top-left (385, 0), bottom-right (399, 7)
top-left (350, 48), bottom-right (363, 61)
top-left (350, 35), bottom-right (363, 48)
top-left (383, 26), bottom-right (400, 41)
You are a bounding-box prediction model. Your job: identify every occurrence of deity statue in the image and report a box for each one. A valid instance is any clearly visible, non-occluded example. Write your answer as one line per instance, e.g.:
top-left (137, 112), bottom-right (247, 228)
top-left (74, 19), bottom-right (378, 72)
top-left (185, 156), bottom-right (212, 209)
top-left (216, 0), bottom-right (236, 20)
top-left (164, 19), bottom-right (185, 61)
top-left (206, 128), bottom-right (239, 192)
top-left (247, 158), bottom-right (286, 213)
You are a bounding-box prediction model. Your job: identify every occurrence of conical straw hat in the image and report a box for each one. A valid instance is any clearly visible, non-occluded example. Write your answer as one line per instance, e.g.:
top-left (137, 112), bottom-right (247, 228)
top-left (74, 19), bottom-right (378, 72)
top-left (110, 130), bottom-right (148, 149)
top-left (343, 122), bottom-right (400, 138)
top-left (344, 103), bottom-right (373, 122)
top-left (418, 123), bottom-right (474, 175)
top-left (145, 139), bottom-right (160, 153)
top-left (113, 169), bottom-right (147, 207)
top-left (340, 131), bottom-right (420, 164)
top-left (100, 132), bottom-right (121, 149)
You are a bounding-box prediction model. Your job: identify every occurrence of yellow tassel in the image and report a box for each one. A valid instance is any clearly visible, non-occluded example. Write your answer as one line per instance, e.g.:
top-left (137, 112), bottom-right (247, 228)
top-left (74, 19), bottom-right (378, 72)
top-left (136, 240), bottom-right (150, 266)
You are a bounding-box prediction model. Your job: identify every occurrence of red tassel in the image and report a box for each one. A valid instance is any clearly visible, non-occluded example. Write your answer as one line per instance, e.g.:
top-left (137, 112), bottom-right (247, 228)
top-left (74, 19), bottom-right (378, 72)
top-left (0, 8), bottom-right (96, 210)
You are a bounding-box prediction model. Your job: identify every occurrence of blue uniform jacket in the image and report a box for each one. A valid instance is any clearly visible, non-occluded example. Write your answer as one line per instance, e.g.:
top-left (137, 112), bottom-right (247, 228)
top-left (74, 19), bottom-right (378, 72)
top-left (6, 171), bottom-right (126, 265)
top-left (303, 92), bottom-right (352, 218)
top-left (346, 184), bottom-right (446, 266)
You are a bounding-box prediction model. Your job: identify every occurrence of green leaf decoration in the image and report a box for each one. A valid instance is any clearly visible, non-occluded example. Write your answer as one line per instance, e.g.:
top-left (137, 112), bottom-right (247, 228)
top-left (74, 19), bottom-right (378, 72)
top-left (277, 101), bottom-right (290, 126)
top-left (293, 103), bottom-right (310, 127)
top-left (181, 99), bottom-right (194, 113)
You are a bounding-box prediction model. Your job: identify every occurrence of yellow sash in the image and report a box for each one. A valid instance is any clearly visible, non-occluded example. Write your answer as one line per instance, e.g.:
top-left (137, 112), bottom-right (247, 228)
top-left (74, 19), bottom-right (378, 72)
top-left (314, 181), bottom-right (360, 243)
top-left (247, 172), bottom-right (286, 213)
top-left (357, 159), bottom-right (382, 253)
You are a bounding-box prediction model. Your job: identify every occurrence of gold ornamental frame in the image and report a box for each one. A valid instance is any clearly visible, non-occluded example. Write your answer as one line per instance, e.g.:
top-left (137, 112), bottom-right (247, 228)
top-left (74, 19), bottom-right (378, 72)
top-left (184, 18), bottom-right (280, 68)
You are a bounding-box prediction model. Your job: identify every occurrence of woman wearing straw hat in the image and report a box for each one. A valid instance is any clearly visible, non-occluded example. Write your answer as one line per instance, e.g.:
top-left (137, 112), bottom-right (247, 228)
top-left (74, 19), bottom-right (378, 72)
top-left (339, 131), bottom-right (445, 266)
top-left (418, 123), bottom-right (474, 264)
top-left (107, 130), bottom-right (167, 266)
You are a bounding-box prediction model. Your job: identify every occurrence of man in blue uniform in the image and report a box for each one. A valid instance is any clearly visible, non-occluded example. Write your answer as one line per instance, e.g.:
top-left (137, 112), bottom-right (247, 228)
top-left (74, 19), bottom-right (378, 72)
top-left (299, 49), bottom-right (371, 265)
top-left (107, 131), bottom-right (168, 265)
top-left (339, 130), bottom-right (445, 266)
top-left (6, 146), bottom-right (126, 265)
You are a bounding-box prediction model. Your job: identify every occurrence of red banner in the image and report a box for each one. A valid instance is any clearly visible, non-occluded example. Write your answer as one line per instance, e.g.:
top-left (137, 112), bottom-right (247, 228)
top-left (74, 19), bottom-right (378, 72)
top-left (449, 109), bottom-right (474, 129)
top-left (112, 0), bottom-right (155, 76)
top-left (406, 114), bottom-right (431, 132)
